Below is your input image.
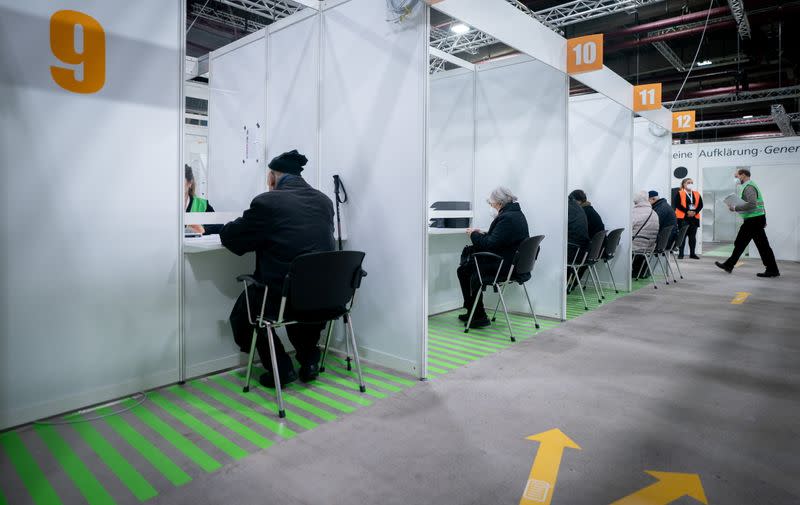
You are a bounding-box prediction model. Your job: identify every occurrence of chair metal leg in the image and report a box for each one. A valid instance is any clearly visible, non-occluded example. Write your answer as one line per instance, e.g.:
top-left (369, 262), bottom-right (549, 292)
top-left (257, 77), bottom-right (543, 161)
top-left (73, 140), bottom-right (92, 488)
top-left (605, 260), bottom-right (619, 293)
top-left (671, 252), bottom-right (684, 279)
top-left (588, 265), bottom-right (603, 303)
top-left (491, 284), bottom-right (506, 322)
top-left (570, 266), bottom-right (589, 310)
top-left (633, 253), bottom-right (647, 280)
top-left (522, 283), bottom-right (540, 329)
top-left (319, 320), bottom-right (334, 373)
top-left (345, 316), bottom-right (367, 393)
top-left (644, 254), bottom-right (658, 289)
top-left (464, 287), bottom-right (484, 333)
top-left (243, 328), bottom-right (258, 393)
top-left (664, 253), bottom-right (678, 283)
top-left (344, 317), bottom-right (352, 371)
top-left (593, 265), bottom-right (606, 299)
top-left (496, 286), bottom-right (515, 342)
top-left (655, 255), bottom-right (669, 285)
top-left (266, 326), bottom-right (286, 418)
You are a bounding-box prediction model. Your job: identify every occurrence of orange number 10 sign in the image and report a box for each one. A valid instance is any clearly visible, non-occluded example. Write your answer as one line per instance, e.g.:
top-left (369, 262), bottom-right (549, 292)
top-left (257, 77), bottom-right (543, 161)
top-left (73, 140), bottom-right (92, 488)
top-left (567, 34), bottom-right (603, 74)
top-left (50, 10), bottom-right (106, 94)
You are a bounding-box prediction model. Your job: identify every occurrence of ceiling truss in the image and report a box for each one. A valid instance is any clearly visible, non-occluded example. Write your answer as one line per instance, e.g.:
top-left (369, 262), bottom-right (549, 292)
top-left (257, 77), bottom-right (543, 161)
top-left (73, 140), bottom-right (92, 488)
top-left (211, 0), bottom-right (304, 23)
top-left (771, 104), bottom-right (797, 135)
top-left (694, 112), bottom-right (800, 130)
top-left (666, 85), bottom-right (800, 110)
top-left (726, 0), bottom-right (751, 39)
top-left (651, 41), bottom-right (686, 72)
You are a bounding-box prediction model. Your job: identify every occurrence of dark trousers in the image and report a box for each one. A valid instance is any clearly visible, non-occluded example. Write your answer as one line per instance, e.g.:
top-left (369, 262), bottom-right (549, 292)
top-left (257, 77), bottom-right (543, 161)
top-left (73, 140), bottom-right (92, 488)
top-left (230, 286), bottom-right (325, 375)
top-left (457, 260), bottom-right (503, 317)
top-left (678, 218), bottom-right (699, 256)
top-left (723, 215), bottom-right (779, 273)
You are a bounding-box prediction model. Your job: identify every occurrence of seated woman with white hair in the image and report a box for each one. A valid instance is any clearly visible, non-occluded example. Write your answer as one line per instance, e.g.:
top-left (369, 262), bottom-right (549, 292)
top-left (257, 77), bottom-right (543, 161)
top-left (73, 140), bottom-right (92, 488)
top-left (457, 186), bottom-right (530, 328)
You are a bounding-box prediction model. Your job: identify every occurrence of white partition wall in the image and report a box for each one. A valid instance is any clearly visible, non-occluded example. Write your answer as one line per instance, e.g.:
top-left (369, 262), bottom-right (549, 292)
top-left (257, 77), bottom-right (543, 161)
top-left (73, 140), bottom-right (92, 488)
top-left (428, 68), bottom-right (475, 314)
top-left (0, 1), bottom-right (182, 428)
top-left (208, 30), bottom-right (267, 212)
top-left (267, 11), bottom-right (320, 188)
top-left (568, 93), bottom-right (634, 291)
top-left (321, 0), bottom-right (427, 375)
top-left (633, 117), bottom-right (671, 197)
top-left (475, 57), bottom-right (568, 320)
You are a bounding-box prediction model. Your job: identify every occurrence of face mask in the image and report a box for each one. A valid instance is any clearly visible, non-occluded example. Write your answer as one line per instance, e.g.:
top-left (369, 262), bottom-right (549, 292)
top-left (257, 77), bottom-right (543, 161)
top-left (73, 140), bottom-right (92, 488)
top-left (685, 184), bottom-right (694, 191)
top-left (734, 177), bottom-right (741, 185)
top-left (490, 207), bottom-right (499, 218)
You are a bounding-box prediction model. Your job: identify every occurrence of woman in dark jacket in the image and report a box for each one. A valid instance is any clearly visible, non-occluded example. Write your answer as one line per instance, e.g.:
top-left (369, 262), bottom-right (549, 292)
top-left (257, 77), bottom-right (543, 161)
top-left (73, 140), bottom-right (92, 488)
top-left (457, 187), bottom-right (529, 328)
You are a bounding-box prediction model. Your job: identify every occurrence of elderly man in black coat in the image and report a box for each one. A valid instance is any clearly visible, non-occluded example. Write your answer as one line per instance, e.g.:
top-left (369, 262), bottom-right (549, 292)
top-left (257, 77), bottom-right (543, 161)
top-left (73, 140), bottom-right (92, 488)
top-left (457, 187), bottom-right (529, 329)
top-left (648, 190), bottom-right (678, 247)
top-left (221, 150), bottom-right (335, 388)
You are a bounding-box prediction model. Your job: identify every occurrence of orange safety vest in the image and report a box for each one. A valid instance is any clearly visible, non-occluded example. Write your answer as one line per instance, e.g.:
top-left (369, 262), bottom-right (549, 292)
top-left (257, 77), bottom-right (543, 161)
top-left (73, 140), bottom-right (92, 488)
top-left (675, 190), bottom-right (701, 220)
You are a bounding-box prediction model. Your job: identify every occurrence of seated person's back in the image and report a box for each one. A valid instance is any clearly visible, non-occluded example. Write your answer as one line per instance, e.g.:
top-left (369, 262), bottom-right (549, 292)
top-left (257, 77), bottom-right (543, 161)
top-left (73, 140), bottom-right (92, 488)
top-left (632, 191), bottom-right (660, 252)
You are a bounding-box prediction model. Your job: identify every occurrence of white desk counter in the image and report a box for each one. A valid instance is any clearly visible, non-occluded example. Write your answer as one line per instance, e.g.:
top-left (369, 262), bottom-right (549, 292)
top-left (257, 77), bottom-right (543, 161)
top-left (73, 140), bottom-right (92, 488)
top-left (428, 227), bottom-right (469, 235)
top-left (184, 235), bottom-right (226, 253)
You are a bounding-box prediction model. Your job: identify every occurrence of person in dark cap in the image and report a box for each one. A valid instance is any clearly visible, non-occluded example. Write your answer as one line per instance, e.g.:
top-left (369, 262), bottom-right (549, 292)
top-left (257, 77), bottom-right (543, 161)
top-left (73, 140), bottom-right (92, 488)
top-left (648, 190), bottom-right (677, 247)
top-left (221, 149), bottom-right (335, 387)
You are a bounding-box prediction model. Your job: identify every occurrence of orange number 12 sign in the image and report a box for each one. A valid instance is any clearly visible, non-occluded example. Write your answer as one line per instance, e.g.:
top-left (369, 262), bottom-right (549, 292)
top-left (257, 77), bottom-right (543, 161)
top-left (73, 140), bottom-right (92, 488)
top-left (50, 10), bottom-right (106, 94)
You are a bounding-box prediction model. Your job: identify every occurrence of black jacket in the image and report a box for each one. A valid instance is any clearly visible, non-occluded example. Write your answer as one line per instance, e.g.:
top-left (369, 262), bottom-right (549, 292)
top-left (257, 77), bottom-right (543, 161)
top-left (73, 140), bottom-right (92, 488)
top-left (470, 202), bottom-right (529, 268)
top-left (568, 198), bottom-right (590, 250)
top-left (581, 203), bottom-right (605, 239)
top-left (652, 197), bottom-right (678, 245)
top-left (220, 176), bottom-right (335, 288)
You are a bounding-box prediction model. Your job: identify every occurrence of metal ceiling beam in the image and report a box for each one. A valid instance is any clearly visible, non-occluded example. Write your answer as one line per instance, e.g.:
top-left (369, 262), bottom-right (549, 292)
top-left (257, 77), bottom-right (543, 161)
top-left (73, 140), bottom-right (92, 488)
top-left (430, 0), bottom-right (664, 55)
top-left (651, 41), bottom-right (686, 72)
top-left (665, 85), bottom-right (800, 110)
top-left (771, 104), bottom-right (797, 135)
top-left (190, 3), bottom-right (265, 33)
top-left (693, 113), bottom-right (800, 130)
top-left (214, 0), bottom-right (304, 22)
top-left (726, 0), bottom-right (751, 39)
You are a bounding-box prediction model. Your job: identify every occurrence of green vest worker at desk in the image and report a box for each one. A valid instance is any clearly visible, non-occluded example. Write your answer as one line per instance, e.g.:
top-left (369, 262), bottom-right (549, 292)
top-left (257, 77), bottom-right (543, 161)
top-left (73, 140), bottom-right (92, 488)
top-left (220, 150), bottom-right (336, 387)
top-left (185, 165), bottom-right (222, 235)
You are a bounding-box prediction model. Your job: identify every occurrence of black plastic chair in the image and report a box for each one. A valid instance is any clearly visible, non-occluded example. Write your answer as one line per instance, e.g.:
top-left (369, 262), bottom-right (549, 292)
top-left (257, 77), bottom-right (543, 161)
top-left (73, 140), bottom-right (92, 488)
top-left (567, 230), bottom-right (607, 310)
top-left (633, 225), bottom-right (674, 289)
top-left (486, 235), bottom-right (546, 338)
top-left (236, 251), bottom-right (368, 418)
top-left (464, 235), bottom-right (545, 342)
top-left (601, 228), bottom-right (625, 294)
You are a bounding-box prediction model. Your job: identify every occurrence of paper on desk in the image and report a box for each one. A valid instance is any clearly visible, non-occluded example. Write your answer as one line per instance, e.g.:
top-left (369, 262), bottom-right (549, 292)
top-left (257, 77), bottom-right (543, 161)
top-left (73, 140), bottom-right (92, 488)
top-left (723, 193), bottom-right (746, 210)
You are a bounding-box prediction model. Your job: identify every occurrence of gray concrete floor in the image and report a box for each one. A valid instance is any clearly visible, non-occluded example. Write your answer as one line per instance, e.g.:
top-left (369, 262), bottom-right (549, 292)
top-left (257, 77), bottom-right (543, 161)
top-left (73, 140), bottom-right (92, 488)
top-left (152, 257), bottom-right (800, 505)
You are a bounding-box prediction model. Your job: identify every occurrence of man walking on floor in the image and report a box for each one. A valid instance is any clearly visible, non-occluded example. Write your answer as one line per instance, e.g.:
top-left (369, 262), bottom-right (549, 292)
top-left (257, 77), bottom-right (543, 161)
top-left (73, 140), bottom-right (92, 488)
top-left (715, 168), bottom-right (780, 278)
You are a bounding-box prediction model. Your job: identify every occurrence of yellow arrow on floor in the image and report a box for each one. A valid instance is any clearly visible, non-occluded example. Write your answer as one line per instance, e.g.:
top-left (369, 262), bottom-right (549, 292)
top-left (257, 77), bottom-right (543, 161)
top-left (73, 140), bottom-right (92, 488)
top-left (731, 292), bottom-right (750, 304)
top-left (610, 471), bottom-right (708, 505)
top-left (519, 429), bottom-right (581, 505)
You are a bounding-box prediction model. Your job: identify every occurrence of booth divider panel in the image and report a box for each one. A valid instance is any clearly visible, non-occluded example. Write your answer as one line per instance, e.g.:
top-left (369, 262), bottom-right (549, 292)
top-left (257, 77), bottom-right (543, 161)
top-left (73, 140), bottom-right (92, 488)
top-left (568, 94), bottom-right (633, 291)
top-left (633, 118), bottom-right (671, 199)
top-left (475, 58), bottom-right (568, 320)
top-left (320, 0), bottom-right (427, 375)
top-left (0, 1), bottom-right (183, 429)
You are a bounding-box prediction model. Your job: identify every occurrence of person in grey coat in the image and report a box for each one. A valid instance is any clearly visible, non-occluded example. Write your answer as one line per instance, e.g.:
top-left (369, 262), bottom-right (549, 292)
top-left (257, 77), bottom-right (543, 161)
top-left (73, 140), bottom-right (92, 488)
top-left (632, 191), bottom-right (660, 253)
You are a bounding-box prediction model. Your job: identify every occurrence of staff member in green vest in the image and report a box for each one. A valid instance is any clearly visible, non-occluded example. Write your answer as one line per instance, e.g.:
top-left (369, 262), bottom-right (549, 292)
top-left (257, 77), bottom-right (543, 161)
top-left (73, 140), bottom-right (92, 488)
top-left (185, 165), bottom-right (221, 235)
top-left (715, 168), bottom-right (780, 277)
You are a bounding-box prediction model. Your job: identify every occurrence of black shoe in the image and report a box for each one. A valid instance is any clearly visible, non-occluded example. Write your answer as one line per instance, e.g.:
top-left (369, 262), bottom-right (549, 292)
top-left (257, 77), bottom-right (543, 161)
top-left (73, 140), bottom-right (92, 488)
top-left (678, 255), bottom-right (684, 259)
top-left (458, 312), bottom-right (470, 322)
top-left (756, 271), bottom-right (780, 278)
top-left (690, 255), bottom-right (700, 259)
top-left (299, 363), bottom-right (320, 383)
top-left (259, 368), bottom-right (297, 389)
top-left (469, 316), bottom-right (491, 329)
top-left (715, 261), bottom-right (733, 273)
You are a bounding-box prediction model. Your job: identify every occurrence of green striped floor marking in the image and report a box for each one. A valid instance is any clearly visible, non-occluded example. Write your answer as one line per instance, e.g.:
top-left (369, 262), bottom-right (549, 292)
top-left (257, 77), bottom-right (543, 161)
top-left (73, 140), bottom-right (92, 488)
top-left (96, 402), bottom-right (191, 487)
top-left (210, 376), bottom-right (320, 430)
top-left (0, 432), bottom-right (63, 505)
top-left (148, 393), bottom-right (249, 461)
top-left (327, 356), bottom-right (417, 386)
top-left (167, 386), bottom-right (273, 450)
top-left (188, 381), bottom-right (297, 440)
top-left (322, 361), bottom-right (404, 392)
top-left (34, 424), bottom-right (116, 505)
top-left (319, 374), bottom-right (387, 399)
top-left (286, 383), bottom-right (356, 414)
top-left (71, 421), bottom-right (158, 501)
top-left (130, 402), bottom-right (221, 473)
top-left (0, 485), bottom-right (7, 505)
top-left (225, 372), bottom-right (339, 423)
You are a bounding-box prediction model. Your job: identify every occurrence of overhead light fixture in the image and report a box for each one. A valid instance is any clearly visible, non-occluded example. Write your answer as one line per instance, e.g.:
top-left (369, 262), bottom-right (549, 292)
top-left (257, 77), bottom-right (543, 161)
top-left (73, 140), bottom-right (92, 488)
top-left (697, 60), bottom-right (713, 67)
top-left (450, 23), bottom-right (470, 34)
top-left (742, 115), bottom-right (753, 119)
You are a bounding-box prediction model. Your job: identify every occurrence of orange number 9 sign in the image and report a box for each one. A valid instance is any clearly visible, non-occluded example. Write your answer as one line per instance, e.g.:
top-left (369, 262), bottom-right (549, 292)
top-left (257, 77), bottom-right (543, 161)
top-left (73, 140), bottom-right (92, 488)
top-left (50, 10), bottom-right (106, 94)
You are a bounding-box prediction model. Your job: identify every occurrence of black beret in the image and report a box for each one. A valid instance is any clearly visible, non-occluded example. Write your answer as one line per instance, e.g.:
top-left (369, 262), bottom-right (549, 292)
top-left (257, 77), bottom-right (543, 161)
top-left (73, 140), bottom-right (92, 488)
top-left (268, 149), bottom-right (308, 175)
